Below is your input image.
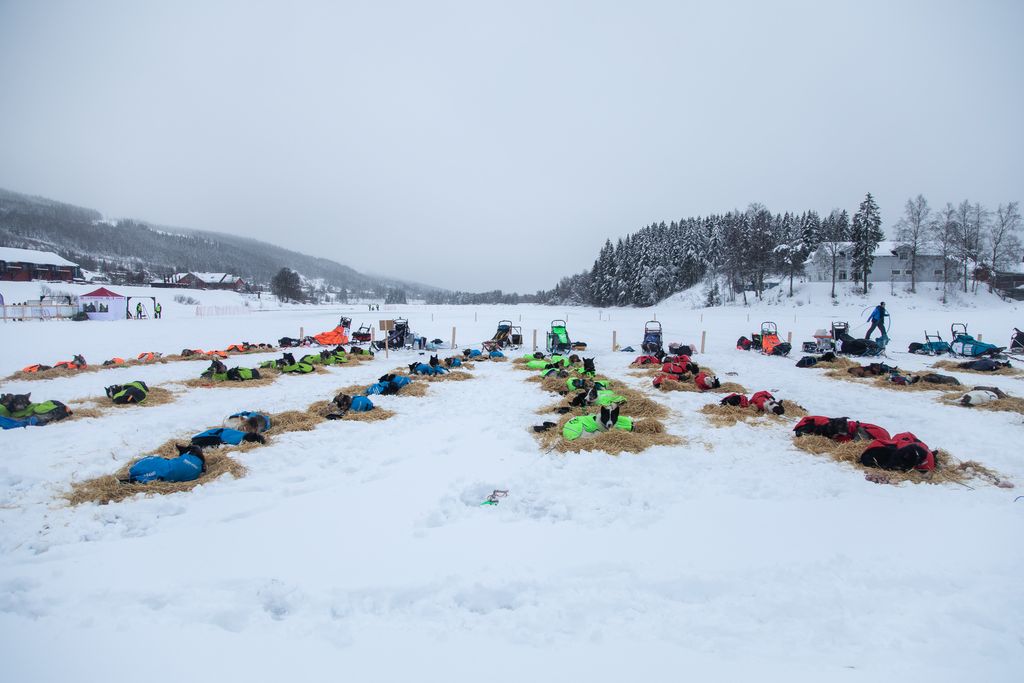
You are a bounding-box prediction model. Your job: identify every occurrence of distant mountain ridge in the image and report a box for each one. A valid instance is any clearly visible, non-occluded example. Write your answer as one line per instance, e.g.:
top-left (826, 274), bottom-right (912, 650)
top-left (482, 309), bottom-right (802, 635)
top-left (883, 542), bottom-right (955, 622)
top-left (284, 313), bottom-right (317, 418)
top-left (0, 187), bottom-right (440, 296)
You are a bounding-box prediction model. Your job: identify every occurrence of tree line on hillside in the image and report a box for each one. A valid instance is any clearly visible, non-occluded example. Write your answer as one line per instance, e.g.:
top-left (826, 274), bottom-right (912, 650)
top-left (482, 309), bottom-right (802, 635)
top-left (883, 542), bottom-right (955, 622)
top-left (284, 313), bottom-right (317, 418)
top-left (0, 187), bottom-right (439, 298)
top-left (537, 193), bottom-right (1022, 306)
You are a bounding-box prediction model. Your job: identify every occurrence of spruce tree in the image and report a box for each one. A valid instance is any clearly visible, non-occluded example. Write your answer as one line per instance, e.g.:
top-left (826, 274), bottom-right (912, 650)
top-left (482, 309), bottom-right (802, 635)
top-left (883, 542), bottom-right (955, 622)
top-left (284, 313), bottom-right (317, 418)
top-left (850, 193), bottom-right (883, 292)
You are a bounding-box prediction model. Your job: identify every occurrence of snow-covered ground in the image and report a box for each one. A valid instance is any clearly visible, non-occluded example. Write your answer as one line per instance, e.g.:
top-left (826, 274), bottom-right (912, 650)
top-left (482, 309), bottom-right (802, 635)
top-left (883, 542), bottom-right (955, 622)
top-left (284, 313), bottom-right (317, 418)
top-left (1, 283), bottom-right (1022, 682)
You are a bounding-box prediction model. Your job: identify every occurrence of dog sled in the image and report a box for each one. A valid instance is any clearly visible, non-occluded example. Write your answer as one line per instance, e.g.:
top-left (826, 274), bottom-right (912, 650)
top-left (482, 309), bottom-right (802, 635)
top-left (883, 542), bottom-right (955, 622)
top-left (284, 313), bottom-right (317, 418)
top-left (352, 323), bottom-right (373, 343)
top-left (802, 328), bottom-right (836, 354)
top-left (641, 321), bottom-right (663, 354)
top-left (546, 320), bottom-right (573, 354)
top-left (832, 321), bottom-right (883, 357)
top-left (1011, 328), bottom-right (1024, 354)
top-left (483, 320), bottom-right (523, 352)
top-left (313, 324), bottom-right (350, 346)
top-left (374, 317), bottom-right (414, 350)
top-left (908, 330), bottom-right (952, 356)
top-left (949, 323), bottom-right (1004, 358)
top-left (757, 322), bottom-right (791, 356)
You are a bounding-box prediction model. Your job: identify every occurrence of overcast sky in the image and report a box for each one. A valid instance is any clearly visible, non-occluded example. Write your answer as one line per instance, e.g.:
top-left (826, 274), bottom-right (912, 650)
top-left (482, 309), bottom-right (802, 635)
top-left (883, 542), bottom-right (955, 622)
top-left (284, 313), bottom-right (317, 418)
top-left (1, 1), bottom-right (1021, 292)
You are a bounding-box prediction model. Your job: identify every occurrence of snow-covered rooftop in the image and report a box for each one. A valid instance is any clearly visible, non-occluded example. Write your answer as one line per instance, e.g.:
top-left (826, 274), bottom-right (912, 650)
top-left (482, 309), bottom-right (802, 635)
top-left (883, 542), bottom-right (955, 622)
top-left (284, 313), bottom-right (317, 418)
top-left (0, 246), bottom-right (78, 267)
top-left (171, 272), bottom-right (242, 284)
top-left (813, 241), bottom-right (940, 258)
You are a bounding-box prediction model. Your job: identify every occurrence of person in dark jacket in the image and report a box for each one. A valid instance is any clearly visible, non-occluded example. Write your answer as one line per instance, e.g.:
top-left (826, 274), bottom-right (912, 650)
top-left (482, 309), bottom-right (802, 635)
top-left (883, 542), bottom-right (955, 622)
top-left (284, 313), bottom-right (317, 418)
top-left (865, 302), bottom-right (887, 340)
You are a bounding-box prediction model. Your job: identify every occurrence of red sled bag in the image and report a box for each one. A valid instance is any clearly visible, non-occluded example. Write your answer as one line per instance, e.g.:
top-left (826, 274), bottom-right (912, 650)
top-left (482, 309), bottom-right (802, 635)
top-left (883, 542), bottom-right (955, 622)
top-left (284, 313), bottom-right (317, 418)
top-left (736, 336), bottom-right (753, 351)
top-left (859, 432), bottom-right (936, 472)
top-left (632, 355), bottom-right (660, 365)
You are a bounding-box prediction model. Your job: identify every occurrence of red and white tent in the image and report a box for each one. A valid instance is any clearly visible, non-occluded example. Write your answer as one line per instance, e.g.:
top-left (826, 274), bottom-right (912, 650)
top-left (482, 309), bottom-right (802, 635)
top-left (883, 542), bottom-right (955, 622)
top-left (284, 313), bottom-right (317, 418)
top-left (80, 287), bottom-right (126, 321)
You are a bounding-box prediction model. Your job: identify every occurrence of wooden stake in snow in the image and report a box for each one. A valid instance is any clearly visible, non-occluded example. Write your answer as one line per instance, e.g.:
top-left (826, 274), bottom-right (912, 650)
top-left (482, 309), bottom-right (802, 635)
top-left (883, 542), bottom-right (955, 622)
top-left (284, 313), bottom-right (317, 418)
top-left (533, 329), bottom-right (538, 352)
top-left (299, 326), bottom-right (304, 339)
top-left (451, 326), bottom-right (456, 350)
top-left (612, 330), bottom-right (618, 352)
top-left (700, 330), bottom-right (707, 354)
top-left (787, 331), bottom-right (793, 344)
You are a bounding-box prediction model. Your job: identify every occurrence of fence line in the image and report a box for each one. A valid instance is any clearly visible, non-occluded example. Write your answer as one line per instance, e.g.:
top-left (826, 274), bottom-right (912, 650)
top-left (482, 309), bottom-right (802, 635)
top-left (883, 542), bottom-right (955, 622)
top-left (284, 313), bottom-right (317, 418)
top-left (2, 304), bottom-right (78, 321)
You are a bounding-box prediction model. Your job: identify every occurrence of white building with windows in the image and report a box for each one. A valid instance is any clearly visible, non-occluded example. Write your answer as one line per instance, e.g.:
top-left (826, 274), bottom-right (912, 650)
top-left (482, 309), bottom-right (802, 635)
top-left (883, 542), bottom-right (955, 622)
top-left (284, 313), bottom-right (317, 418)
top-left (806, 241), bottom-right (948, 284)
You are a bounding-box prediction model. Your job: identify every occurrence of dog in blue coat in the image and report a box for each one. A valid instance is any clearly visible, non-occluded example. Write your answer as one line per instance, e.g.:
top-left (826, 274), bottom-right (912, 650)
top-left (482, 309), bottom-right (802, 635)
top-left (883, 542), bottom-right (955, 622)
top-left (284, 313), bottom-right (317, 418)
top-left (223, 411), bottom-right (272, 433)
top-left (327, 393), bottom-right (375, 419)
top-left (127, 444), bottom-right (206, 483)
top-left (191, 427), bottom-right (265, 447)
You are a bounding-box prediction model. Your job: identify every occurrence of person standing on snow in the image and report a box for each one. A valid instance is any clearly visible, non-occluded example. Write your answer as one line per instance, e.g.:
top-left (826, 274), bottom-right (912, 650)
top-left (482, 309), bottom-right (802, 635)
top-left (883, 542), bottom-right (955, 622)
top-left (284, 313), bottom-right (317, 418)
top-left (154, 302), bottom-right (162, 319)
top-left (865, 302), bottom-right (886, 340)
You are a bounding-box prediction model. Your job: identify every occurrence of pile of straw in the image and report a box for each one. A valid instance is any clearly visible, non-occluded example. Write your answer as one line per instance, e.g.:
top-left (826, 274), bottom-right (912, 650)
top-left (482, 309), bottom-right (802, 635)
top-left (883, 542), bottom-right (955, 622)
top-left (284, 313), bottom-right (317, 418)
top-left (939, 391), bottom-right (1024, 416)
top-left (532, 412), bottom-right (682, 455)
top-left (933, 359), bottom-right (1022, 376)
top-left (811, 355), bottom-right (860, 370)
top-left (305, 400), bottom-right (395, 422)
top-left (699, 401), bottom-right (809, 428)
top-left (6, 365), bottom-right (99, 381)
top-left (182, 374), bottom-right (279, 389)
top-left (791, 435), bottom-right (1007, 486)
top-left (65, 449), bottom-right (247, 506)
top-left (106, 386), bottom-right (177, 408)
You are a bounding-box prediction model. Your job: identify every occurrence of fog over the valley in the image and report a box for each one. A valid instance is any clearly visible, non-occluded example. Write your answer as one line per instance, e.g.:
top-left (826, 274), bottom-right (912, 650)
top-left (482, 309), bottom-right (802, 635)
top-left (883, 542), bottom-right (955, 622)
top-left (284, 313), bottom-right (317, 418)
top-left (1, 0), bottom-right (1021, 292)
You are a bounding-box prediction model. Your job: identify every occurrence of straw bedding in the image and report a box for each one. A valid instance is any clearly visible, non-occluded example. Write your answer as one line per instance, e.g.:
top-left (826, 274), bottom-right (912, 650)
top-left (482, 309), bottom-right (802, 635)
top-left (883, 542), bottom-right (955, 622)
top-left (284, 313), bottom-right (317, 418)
top-left (535, 386), bottom-right (669, 421)
top-left (812, 355), bottom-right (859, 370)
top-left (939, 391), bottom-right (1024, 416)
top-left (65, 449), bottom-right (248, 506)
top-left (66, 406), bottom-right (105, 420)
top-left (655, 378), bottom-right (747, 395)
top-left (71, 386), bottom-right (179, 415)
top-left (6, 365), bottom-right (100, 382)
top-left (791, 435), bottom-right (1009, 486)
top-left (933, 360), bottom-right (1022, 376)
top-left (111, 386), bottom-right (177, 408)
top-left (699, 402), bottom-right (809, 428)
top-left (306, 400), bottom-right (396, 422)
top-left (389, 368), bottom-right (474, 382)
top-left (532, 412), bottom-right (682, 455)
top-left (182, 374), bottom-right (279, 389)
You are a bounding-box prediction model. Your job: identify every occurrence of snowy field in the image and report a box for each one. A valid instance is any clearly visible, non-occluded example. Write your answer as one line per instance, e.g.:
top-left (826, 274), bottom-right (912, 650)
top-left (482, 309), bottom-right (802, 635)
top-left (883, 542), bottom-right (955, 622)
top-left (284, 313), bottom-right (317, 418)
top-left (1, 282), bottom-right (1023, 682)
